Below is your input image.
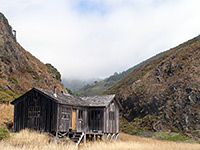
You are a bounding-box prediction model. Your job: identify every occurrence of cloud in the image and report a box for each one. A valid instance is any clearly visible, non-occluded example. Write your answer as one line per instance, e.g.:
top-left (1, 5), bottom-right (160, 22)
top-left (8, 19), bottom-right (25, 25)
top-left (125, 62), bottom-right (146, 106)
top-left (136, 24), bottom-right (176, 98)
top-left (1, 0), bottom-right (200, 79)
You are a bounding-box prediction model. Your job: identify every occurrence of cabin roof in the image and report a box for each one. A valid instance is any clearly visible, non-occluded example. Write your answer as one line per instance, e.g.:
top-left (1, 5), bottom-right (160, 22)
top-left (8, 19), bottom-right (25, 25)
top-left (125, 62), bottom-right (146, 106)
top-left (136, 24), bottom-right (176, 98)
top-left (35, 88), bottom-right (88, 106)
top-left (11, 88), bottom-right (123, 109)
top-left (81, 95), bottom-right (115, 107)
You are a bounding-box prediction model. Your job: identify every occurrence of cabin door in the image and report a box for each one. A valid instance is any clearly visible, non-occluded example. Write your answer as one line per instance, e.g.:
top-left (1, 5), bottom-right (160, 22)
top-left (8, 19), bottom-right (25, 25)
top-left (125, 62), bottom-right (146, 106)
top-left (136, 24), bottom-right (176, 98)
top-left (72, 109), bottom-right (77, 130)
top-left (89, 110), bottom-right (103, 131)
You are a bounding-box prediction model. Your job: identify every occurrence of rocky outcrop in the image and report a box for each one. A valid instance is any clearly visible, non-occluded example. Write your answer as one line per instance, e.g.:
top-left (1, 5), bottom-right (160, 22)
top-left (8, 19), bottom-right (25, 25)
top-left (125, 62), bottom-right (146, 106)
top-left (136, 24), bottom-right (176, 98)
top-left (105, 36), bottom-right (200, 138)
top-left (0, 12), bottom-right (66, 94)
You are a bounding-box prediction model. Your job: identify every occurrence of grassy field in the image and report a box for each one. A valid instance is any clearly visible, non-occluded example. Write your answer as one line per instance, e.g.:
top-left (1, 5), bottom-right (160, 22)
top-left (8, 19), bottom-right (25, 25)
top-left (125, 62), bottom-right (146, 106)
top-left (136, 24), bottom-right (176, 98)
top-left (0, 104), bottom-right (199, 150)
top-left (0, 130), bottom-right (200, 150)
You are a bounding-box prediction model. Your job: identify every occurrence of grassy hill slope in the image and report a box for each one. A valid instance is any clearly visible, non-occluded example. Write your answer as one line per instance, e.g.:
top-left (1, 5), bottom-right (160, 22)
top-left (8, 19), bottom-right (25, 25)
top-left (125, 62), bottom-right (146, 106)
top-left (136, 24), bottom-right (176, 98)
top-left (104, 35), bottom-right (200, 138)
top-left (0, 12), bottom-right (66, 104)
top-left (76, 63), bottom-right (145, 96)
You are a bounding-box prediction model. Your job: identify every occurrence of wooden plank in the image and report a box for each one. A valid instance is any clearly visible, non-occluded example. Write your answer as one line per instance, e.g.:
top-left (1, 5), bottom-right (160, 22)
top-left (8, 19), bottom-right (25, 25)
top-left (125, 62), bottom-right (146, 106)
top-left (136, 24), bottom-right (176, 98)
top-left (56, 103), bottom-right (59, 132)
top-left (85, 108), bottom-right (88, 132)
top-left (72, 109), bottom-right (77, 130)
top-left (115, 102), bottom-right (119, 133)
top-left (103, 108), bottom-right (106, 133)
top-left (113, 102), bottom-right (115, 133)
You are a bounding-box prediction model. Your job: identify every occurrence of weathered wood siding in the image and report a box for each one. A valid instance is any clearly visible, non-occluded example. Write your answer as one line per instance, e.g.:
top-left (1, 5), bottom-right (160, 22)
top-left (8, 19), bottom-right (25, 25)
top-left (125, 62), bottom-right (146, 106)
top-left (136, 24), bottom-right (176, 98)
top-left (76, 107), bottom-right (88, 132)
top-left (13, 90), bottom-right (58, 132)
top-left (104, 100), bottom-right (119, 133)
top-left (57, 104), bottom-right (72, 132)
top-left (115, 101), bottom-right (119, 133)
top-left (57, 106), bottom-right (88, 132)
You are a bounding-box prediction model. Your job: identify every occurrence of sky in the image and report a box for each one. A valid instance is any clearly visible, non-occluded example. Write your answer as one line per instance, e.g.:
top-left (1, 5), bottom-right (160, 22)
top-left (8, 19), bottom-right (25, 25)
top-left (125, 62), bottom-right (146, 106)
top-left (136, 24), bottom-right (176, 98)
top-left (1, 0), bottom-right (200, 80)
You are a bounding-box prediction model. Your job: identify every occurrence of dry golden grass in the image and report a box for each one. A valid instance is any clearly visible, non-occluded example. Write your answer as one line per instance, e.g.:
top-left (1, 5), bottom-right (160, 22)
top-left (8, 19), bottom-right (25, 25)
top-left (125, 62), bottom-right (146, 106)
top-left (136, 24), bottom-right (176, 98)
top-left (0, 104), bottom-right (13, 127)
top-left (0, 130), bottom-right (199, 150)
top-left (0, 129), bottom-right (76, 150)
top-left (81, 133), bottom-right (200, 150)
top-left (81, 140), bottom-right (200, 150)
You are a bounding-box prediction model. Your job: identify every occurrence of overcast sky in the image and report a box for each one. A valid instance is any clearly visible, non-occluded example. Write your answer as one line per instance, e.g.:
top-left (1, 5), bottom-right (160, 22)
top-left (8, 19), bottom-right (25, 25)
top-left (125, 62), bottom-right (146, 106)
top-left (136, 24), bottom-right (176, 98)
top-left (1, 0), bottom-right (200, 80)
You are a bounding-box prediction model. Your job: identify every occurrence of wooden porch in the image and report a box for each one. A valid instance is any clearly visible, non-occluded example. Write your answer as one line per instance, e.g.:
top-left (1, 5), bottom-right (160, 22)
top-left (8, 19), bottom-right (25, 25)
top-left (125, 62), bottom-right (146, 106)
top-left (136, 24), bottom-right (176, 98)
top-left (49, 131), bottom-right (119, 147)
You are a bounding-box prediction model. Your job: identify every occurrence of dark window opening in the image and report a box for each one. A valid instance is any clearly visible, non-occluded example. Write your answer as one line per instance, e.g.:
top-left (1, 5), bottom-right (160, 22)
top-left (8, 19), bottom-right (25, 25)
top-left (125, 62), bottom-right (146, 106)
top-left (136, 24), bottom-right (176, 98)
top-left (78, 110), bottom-right (83, 119)
top-left (109, 111), bottom-right (114, 120)
top-left (91, 110), bottom-right (101, 120)
top-left (28, 106), bottom-right (41, 118)
top-left (62, 114), bottom-right (70, 119)
top-left (97, 112), bottom-right (101, 120)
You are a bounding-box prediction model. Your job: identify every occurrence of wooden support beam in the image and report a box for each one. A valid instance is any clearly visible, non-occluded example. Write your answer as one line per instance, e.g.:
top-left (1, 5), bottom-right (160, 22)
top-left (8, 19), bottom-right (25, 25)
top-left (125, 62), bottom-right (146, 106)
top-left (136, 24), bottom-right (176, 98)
top-left (107, 133), bottom-right (111, 140)
top-left (94, 134), bottom-right (96, 141)
top-left (102, 134), bottom-right (105, 141)
top-left (111, 134), bottom-right (115, 141)
top-left (84, 134), bottom-right (86, 144)
top-left (116, 133), bottom-right (119, 140)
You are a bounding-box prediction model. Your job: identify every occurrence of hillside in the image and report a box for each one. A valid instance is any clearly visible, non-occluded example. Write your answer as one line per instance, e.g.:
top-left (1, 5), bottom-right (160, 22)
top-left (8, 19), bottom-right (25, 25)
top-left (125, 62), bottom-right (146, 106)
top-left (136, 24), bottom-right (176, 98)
top-left (75, 66), bottom-right (139, 96)
top-left (104, 35), bottom-right (200, 138)
top-left (0, 12), bottom-right (66, 103)
top-left (75, 51), bottom-right (165, 96)
top-left (62, 78), bottom-right (98, 93)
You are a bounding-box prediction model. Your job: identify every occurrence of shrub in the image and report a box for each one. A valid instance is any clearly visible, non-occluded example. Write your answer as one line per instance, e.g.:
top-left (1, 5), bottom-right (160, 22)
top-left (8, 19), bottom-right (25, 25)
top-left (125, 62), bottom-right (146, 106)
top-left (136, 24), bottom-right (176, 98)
top-left (7, 76), bottom-right (18, 84)
top-left (1, 56), bottom-right (9, 62)
top-left (45, 63), bottom-right (61, 81)
top-left (66, 88), bottom-right (73, 95)
top-left (0, 85), bottom-right (3, 90)
top-left (0, 91), bottom-right (13, 103)
top-left (0, 128), bottom-right (10, 140)
top-left (26, 66), bottom-right (34, 73)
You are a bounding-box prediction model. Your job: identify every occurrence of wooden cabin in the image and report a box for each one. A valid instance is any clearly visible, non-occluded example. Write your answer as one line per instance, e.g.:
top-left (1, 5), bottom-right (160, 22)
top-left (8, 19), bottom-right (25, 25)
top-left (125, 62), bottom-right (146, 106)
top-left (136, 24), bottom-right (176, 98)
top-left (11, 87), bottom-right (122, 143)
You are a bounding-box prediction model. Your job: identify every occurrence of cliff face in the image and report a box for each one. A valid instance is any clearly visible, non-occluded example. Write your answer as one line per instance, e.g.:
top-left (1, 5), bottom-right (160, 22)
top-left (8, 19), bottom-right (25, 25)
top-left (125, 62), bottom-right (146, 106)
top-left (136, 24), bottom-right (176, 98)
top-left (0, 12), bottom-right (66, 99)
top-left (104, 36), bottom-right (200, 138)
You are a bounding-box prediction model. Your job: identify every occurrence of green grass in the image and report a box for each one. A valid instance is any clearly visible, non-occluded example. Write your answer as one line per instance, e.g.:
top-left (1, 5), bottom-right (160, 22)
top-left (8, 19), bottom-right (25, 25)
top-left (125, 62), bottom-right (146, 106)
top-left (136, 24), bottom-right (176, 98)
top-left (0, 91), bottom-right (13, 103)
top-left (0, 56), bottom-right (9, 62)
top-left (119, 118), bottom-right (199, 143)
top-left (7, 76), bottom-right (18, 84)
top-left (0, 84), bottom-right (23, 103)
top-left (152, 132), bottom-right (193, 142)
top-left (0, 128), bottom-right (10, 140)
top-left (26, 66), bottom-right (34, 73)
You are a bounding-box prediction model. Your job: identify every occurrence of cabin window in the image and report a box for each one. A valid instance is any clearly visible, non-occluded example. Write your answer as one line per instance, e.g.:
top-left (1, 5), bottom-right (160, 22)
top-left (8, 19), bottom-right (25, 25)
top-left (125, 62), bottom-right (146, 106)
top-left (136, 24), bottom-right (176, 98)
top-left (28, 106), bottom-right (41, 118)
top-left (91, 110), bottom-right (101, 120)
top-left (97, 111), bottom-right (101, 120)
top-left (61, 108), bottom-right (71, 120)
top-left (78, 110), bottom-right (83, 119)
top-left (109, 111), bottom-right (114, 120)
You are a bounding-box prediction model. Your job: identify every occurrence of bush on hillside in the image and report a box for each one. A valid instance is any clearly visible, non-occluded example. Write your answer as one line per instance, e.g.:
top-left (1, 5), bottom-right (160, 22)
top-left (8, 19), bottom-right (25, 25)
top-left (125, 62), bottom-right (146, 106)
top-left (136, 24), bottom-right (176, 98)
top-left (45, 63), bottom-right (61, 81)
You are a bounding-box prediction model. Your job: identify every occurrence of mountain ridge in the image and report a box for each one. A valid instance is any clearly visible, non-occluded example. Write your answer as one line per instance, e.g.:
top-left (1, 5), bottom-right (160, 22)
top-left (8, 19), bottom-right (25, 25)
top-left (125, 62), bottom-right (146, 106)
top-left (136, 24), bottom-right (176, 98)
top-left (75, 50), bottom-right (166, 96)
top-left (103, 35), bottom-right (200, 138)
